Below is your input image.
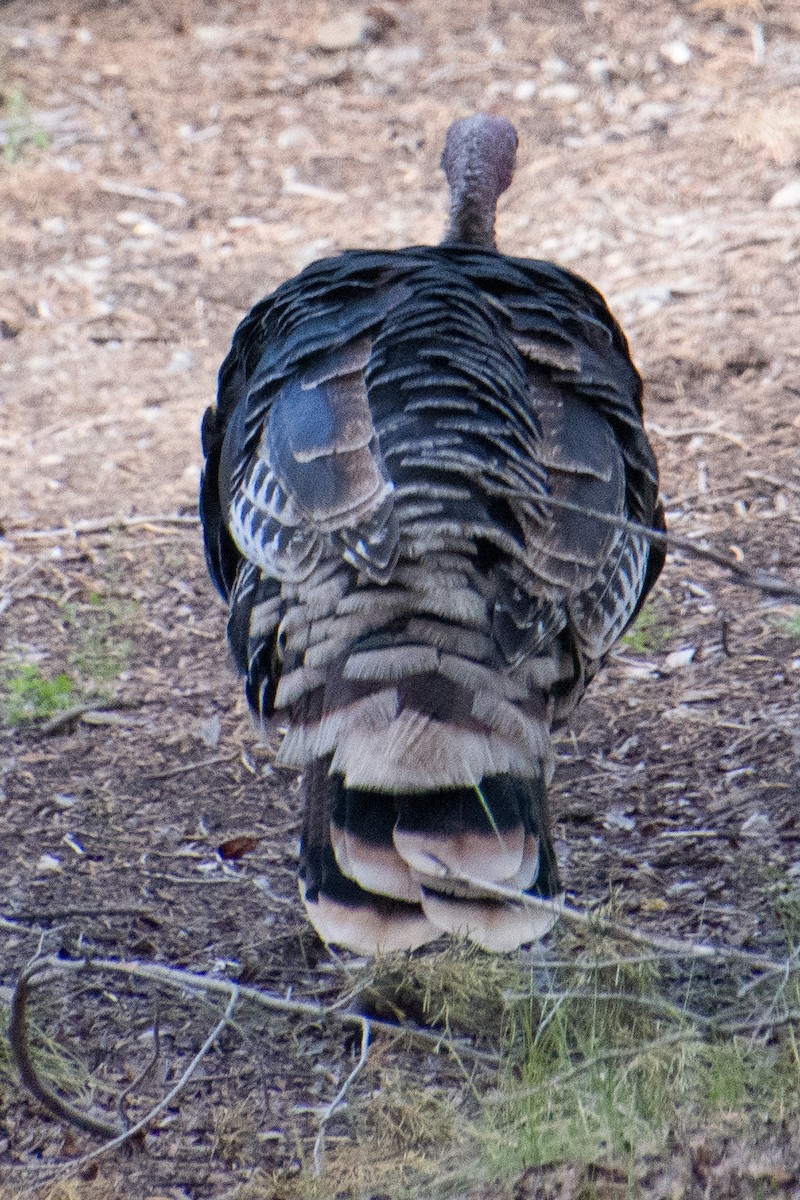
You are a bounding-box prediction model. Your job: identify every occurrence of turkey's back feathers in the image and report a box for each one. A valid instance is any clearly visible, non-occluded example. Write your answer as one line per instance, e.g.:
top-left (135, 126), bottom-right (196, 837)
top-left (200, 240), bottom-right (664, 953)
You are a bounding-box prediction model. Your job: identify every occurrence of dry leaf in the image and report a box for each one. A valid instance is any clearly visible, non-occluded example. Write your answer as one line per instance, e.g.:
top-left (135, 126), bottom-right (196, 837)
top-left (218, 835), bottom-right (260, 860)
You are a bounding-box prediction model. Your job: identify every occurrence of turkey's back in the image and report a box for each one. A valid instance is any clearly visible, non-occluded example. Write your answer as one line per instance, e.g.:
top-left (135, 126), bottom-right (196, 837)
top-left (201, 246), bottom-right (664, 953)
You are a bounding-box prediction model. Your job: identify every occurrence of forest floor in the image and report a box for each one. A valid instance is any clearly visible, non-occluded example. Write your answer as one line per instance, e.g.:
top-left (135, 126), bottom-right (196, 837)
top-left (1, 0), bottom-right (800, 1197)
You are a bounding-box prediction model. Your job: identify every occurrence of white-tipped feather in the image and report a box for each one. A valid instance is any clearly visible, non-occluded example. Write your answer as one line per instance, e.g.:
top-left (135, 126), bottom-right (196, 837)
top-left (394, 825), bottom-right (525, 885)
top-left (301, 882), bottom-right (439, 954)
top-left (419, 888), bottom-right (562, 953)
top-left (331, 827), bottom-right (422, 904)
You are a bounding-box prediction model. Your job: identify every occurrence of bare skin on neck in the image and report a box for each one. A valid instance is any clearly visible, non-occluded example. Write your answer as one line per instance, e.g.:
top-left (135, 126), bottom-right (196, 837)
top-left (440, 114), bottom-right (518, 250)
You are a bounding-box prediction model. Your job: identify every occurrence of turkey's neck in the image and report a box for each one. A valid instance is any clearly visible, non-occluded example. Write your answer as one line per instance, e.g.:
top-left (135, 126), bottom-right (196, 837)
top-left (442, 177), bottom-right (498, 249)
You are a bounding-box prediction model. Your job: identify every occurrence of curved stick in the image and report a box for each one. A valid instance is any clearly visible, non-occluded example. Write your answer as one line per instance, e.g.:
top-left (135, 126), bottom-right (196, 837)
top-left (10, 958), bottom-right (124, 1139)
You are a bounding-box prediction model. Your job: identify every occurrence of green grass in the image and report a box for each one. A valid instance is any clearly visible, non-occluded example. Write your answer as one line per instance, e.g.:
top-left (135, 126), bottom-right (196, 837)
top-left (63, 593), bottom-right (136, 685)
top-left (7, 929), bottom-right (800, 1200)
top-left (621, 599), bottom-right (671, 655)
top-left (485, 963), bottom-right (800, 1183)
top-left (1, 662), bottom-right (76, 724)
top-left (775, 608), bottom-right (800, 639)
top-left (1, 594), bottom-right (136, 726)
top-left (278, 927), bottom-right (800, 1200)
top-left (2, 87), bottom-right (50, 164)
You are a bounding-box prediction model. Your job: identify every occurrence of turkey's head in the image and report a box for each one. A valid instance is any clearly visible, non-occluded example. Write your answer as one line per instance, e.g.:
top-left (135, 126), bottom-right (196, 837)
top-left (440, 113), bottom-right (518, 250)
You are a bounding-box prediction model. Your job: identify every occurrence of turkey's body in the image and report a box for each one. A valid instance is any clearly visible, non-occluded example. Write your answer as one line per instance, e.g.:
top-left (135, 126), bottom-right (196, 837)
top-left (201, 119), bottom-right (664, 953)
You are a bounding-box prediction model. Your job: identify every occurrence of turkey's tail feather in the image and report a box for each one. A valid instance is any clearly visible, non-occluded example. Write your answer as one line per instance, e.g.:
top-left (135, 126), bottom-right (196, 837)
top-left (299, 760), bottom-right (562, 954)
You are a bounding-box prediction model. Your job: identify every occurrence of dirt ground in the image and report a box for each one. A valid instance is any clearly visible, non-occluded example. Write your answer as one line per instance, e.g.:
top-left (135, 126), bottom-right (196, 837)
top-left (1, 0), bottom-right (800, 1196)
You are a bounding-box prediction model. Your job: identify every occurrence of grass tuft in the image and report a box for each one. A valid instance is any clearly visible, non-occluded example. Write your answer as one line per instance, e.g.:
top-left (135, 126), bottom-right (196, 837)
top-left (0, 999), bottom-right (96, 1103)
top-left (349, 941), bottom-right (527, 1041)
top-left (775, 607), bottom-right (800, 639)
top-left (1, 661), bottom-right (76, 724)
top-left (620, 600), bottom-right (671, 655)
top-left (2, 87), bottom-right (51, 164)
top-left (63, 594), bottom-right (136, 685)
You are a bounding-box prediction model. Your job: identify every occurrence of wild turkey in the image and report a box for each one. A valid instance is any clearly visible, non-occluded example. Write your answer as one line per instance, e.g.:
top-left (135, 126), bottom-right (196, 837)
top-left (200, 114), bottom-right (665, 954)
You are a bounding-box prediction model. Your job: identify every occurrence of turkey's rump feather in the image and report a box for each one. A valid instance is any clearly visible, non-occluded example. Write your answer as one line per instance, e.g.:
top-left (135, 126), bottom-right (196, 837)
top-left (201, 124), bottom-right (664, 953)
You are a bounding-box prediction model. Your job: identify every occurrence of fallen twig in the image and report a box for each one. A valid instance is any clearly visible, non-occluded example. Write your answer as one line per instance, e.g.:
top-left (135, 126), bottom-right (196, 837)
top-left (39, 699), bottom-right (145, 736)
top-left (647, 421), bottom-right (749, 450)
top-left (25, 954), bottom-right (495, 1057)
top-left (5, 514), bottom-right (199, 541)
top-left (4, 904), bottom-right (155, 924)
top-left (9, 950), bottom-right (498, 1168)
top-left (744, 470), bottom-right (800, 497)
top-left (10, 957), bottom-right (124, 1140)
top-left (437, 869), bottom-right (792, 976)
top-left (4, 497), bottom-right (798, 603)
top-left (98, 179), bottom-right (187, 208)
top-left (504, 985), bottom-right (800, 1038)
top-left (144, 753), bottom-right (237, 780)
top-left (116, 997), bottom-right (161, 1128)
top-left (56, 988), bottom-right (239, 1183)
top-left (313, 1018), bottom-right (371, 1177)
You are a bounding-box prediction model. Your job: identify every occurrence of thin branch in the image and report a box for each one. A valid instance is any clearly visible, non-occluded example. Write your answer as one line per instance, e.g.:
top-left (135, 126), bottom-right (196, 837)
top-left (647, 421), bottom-right (749, 450)
top-left (536, 493), bottom-right (800, 603)
top-left (505, 985), bottom-right (800, 1038)
top-left (1, 914), bottom-right (32, 933)
top-left (5, 491), bottom-right (799, 602)
top-left (9, 953), bottom-right (497, 1149)
top-left (504, 987), bottom-right (700, 1023)
top-left (6, 514), bottom-right (199, 541)
top-left (116, 994), bottom-right (160, 1128)
top-left (313, 1018), bottom-right (371, 1177)
top-left (10, 958), bottom-right (124, 1139)
top-left (98, 179), bottom-right (188, 207)
top-left (56, 987), bottom-right (239, 1181)
top-left (39, 699), bottom-right (145, 736)
top-left (744, 470), bottom-right (800, 497)
top-left (437, 870), bottom-right (791, 976)
top-left (144, 753), bottom-right (237, 781)
top-left (4, 904), bottom-right (152, 924)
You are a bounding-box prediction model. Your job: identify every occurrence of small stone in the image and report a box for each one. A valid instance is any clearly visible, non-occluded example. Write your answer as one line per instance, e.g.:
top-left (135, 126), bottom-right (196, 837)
top-left (540, 83), bottom-right (580, 105)
top-left (277, 125), bottom-right (315, 150)
top-left (182, 463), bottom-right (201, 486)
top-left (131, 218), bottom-right (162, 238)
top-left (165, 349), bottom-right (195, 374)
top-left (116, 210), bottom-right (148, 227)
top-left (193, 25), bottom-right (230, 44)
top-left (197, 714), bottom-right (222, 748)
top-left (663, 647), bottom-right (696, 672)
top-left (741, 812), bottom-right (771, 837)
top-left (769, 180), bottom-right (800, 209)
top-left (314, 12), bottom-right (375, 52)
top-left (587, 58), bottom-right (611, 85)
top-left (603, 806), bottom-right (636, 832)
top-left (513, 80), bottom-right (537, 102)
top-left (41, 216), bottom-right (68, 236)
top-left (363, 44), bottom-right (422, 79)
top-left (660, 40), bottom-right (691, 66)
top-left (36, 853), bottom-right (62, 875)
